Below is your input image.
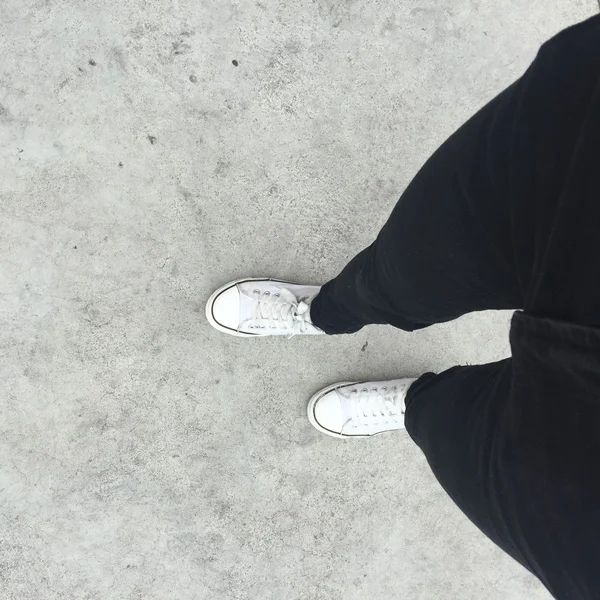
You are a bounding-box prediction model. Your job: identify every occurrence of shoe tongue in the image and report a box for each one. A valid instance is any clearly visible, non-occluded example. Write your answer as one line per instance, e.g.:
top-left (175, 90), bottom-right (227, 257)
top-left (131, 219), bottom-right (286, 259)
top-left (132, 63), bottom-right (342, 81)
top-left (278, 288), bottom-right (298, 305)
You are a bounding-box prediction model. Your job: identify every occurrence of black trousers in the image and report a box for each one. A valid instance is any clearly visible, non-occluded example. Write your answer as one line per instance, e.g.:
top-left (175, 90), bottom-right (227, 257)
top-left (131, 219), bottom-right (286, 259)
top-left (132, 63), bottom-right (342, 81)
top-left (310, 16), bottom-right (600, 600)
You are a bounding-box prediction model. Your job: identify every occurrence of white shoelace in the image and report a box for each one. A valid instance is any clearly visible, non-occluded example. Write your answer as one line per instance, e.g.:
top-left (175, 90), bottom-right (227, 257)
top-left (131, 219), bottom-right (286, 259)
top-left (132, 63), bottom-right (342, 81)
top-left (348, 385), bottom-right (405, 428)
top-left (248, 288), bottom-right (313, 334)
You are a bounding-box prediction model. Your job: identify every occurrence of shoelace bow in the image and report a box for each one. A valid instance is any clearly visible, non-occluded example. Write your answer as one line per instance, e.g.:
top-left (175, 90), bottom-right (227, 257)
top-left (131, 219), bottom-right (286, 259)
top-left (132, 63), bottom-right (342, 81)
top-left (249, 288), bottom-right (311, 334)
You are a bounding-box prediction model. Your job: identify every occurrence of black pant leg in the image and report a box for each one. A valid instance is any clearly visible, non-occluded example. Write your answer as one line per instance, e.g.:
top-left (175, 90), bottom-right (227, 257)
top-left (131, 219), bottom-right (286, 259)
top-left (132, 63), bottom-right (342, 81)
top-left (312, 14), bottom-right (600, 336)
top-left (404, 359), bottom-right (528, 567)
top-left (310, 80), bottom-right (524, 334)
top-left (406, 313), bottom-right (600, 600)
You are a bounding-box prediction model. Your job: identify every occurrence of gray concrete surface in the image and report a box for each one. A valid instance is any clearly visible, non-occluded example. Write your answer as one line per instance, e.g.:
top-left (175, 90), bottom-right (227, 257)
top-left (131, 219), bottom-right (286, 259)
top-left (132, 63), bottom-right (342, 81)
top-left (1, 1), bottom-right (596, 599)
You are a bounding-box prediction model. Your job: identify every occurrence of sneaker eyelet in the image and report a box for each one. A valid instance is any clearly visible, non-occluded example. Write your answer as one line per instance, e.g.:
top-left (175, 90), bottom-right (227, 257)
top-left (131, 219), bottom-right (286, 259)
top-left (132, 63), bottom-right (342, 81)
top-left (382, 386), bottom-right (387, 391)
top-left (274, 293), bottom-right (280, 297)
top-left (264, 291), bottom-right (270, 296)
top-left (392, 386), bottom-right (397, 391)
top-left (254, 288), bottom-right (260, 294)
top-left (361, 388), bottom-right (368, 393)
top-left (351, 389), bottom-right (358, 394)
top-left (372, 388), bottom-right (378, 392)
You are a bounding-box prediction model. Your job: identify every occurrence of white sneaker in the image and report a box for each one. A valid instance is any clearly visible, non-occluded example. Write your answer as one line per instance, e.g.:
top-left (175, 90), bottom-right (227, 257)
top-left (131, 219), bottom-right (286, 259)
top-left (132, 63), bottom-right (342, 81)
top-left (206, 278), bottom-right (324, 337)
top-left (307, 378), bottom-right (418, 439)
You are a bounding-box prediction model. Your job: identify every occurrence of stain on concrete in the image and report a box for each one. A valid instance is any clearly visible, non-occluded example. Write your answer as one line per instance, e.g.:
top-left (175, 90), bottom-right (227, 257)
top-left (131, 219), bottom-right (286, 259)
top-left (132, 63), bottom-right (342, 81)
top-left (380, 15), bottom-right (397, 35)
top-left (82, 303), bottom-right (113, 327)
top-left (285, 40), bottom-right (302, 54)
top-left (214, 159), bottom-right (230, 177)
top-left (172, 40), bottom-right (191, 56)
top-left (110, 47), bottom-right (127, 71)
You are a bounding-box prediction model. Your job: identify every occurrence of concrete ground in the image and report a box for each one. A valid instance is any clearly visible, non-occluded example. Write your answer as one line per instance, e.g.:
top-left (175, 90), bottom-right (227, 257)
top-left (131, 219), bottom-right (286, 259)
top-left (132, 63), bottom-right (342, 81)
top-left (1, 1), bottom-right (596, 599)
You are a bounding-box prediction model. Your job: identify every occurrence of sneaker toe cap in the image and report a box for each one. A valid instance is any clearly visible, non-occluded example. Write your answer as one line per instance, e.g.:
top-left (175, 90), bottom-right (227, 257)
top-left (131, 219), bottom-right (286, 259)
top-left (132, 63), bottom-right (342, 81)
top-left (210, 286), bottom-right (241, 329)
top-left (313, 390), bottom-right (347, 433)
